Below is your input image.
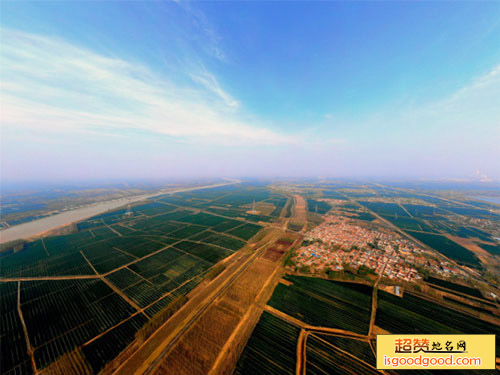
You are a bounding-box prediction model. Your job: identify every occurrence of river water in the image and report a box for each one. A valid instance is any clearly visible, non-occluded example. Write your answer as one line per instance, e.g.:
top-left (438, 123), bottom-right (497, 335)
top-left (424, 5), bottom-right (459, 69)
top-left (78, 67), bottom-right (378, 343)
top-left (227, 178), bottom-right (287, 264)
top-left (0, 182), bottom-right (235, 243)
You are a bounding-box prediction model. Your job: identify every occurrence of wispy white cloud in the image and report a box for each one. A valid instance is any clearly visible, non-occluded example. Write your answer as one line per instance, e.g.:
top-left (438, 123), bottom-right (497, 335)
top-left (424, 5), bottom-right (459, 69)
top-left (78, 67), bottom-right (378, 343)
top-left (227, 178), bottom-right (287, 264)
top-left (0, 28), bottom-right (292, 145)
top-left (189, 68), bottom-right (239, 109)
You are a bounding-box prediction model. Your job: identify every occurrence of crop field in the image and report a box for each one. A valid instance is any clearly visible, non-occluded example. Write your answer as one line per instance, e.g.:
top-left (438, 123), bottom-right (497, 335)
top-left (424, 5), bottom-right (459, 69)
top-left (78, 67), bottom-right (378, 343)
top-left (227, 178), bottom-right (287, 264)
top-left (177, 212), bottom-right (228, 227)
top-left (168, 224), bottom-right (207, 239)
top-left (425, 276), bottom-right (483, 298)
top-left (375, 290), bottom-right (500, 354)
top-left (267, 276), bottom-right (372, 334)
top-left (443, 206), bottom-right (500, 220)
top-left (227, 223), bottom-right (263, 241)
top-left (131, 202), bottom-right (177, 216)
top-left (358, 201), bottom-right (410, 217)
top-left (400, 204), bottom-right (447, 218)
top-left (0, 184), bottom-right (279, 373)
top-left (210, 219), bottom-right (246, 233)
top-left (315, 335), bottom-right (375, 367)
top-left (477, 242), bottom-right (500, 256)
top-left (405, 230), bottom-right (480, 267)
top-left (188, 231), bottom-right (246, 251)
top-left (305, 335), bottom-right (380, 375)
top-left (268, 197), bottom-right (288, 217)
top-left (442, 296), bottom-right (496, 316)
top-left (306, 199), bottom-right (331, 214)
top-left (19, 279), bottom-right (138, 369)
top-left (81, 313), bottom-right (148, 374)
top-left (1, 282), bottom-right (33, 375)
top-left (233, 311), bottom-right (300, 375)
top-left (321, 190), bottom-right (348, 200)
top-left (352, 212), bottom-right (375, 222)
top-left (174, 241), bottom-right (233, 263)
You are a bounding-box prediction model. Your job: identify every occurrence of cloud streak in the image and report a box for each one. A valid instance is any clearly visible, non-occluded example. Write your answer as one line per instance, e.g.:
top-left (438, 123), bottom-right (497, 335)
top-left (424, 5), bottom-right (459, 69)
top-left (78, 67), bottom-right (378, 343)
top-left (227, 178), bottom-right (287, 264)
top-left (0, 28), bottom-right (291, 145)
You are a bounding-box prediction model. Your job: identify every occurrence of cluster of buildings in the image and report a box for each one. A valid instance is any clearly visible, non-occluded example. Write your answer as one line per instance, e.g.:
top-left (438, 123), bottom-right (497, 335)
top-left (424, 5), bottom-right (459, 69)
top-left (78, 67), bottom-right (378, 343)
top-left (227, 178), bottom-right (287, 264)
top-left (290, 214), bottom-right (463, 282)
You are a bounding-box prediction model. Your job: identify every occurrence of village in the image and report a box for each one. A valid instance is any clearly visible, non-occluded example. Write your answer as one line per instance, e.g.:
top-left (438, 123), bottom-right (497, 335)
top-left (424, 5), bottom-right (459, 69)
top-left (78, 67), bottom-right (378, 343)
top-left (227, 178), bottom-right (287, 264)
top-left (290, 214), bottom-right (467, 282)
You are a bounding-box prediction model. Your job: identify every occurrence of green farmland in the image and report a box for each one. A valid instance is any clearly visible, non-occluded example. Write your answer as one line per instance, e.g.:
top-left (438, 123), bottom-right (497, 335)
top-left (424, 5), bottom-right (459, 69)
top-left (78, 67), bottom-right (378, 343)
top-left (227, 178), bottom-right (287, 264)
top-left (375, 290), bottom-right (500, 355)
top-left (233, 311), bottom-right (300, 375)
top-left (405, 230), bottom-right (481, 267)
top-left (0, 184), bottom-right (276, 375)
top-left (306, 335), bottom-right (380, 375)
top-left (267, 275), bottom-right (372, 335)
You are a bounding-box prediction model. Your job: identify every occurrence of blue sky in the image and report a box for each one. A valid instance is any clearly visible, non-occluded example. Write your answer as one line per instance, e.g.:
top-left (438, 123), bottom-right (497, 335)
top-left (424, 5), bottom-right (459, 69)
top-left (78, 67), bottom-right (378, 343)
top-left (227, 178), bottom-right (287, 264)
top-left (1, 1), bottom-right (499, 182)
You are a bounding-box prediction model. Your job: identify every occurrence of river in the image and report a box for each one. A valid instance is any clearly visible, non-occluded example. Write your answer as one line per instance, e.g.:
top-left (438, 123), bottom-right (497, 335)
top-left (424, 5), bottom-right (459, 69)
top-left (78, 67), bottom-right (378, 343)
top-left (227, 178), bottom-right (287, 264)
top-left (0, 181), bottom-right (237, 244)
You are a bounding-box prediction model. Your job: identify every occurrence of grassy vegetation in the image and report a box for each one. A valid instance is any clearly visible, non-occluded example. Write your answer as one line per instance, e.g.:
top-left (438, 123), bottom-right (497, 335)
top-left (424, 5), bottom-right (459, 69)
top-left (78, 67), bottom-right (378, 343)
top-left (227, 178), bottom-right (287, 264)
top-left (268, 275), bottom-right (372, 334)
top-left (233, 312), bottom-right (300, 375)
top-left (405, 230), bottom-right (481, 267)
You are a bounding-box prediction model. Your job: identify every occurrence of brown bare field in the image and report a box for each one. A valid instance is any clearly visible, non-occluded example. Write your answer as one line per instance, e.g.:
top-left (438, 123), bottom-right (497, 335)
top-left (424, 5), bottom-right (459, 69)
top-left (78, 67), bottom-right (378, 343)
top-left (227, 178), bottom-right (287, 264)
top-left (151, 233), bottom-right (300, 375)
top-left (445, 234), bottom-right (490, 258)
top-left (371, 325), bottom-right (390, 335)
top-left (444, 234), bottom-right (500, 271)
top-left (291, 195), bottom-right (307, 228)
top-left (242, 202), bottom-right (275, 215)
top-left (152, 258), bottom-right (278, 375)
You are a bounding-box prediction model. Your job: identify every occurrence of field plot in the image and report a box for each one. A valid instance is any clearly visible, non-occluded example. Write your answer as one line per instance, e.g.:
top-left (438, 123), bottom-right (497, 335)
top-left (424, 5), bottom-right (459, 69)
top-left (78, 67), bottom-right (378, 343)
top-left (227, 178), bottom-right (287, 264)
top-left (315, 335), bottom-right (375, 367)
top-left (1, 282), bottom-right (33, 375)
top-left (233, 311), bottom-right (300, 375)
top-left (375, 290), bottom-right (500, 354)
top-left (177, 212), bottom-right (227, 227)
top-left (358, 201), bottom-right (410, 218)
top-left (352, 212), bottom-right (375, 222)
top-left (477, 242), bottom-right (500, 256)
top-left (20, 279), bottom-right (138, 369)
top-left (189, 231), bottom-right (247, 251)
top-left (425, 276), bottom-right (483, 299)
top-left (321, 190), bottom-right (348, 200)
top-left (94, 235), bottom-right (167, 258)
top-left (168, 224), bottom-right (207, 239)
top-left (454, 226), bottom-right (493, 242)
top-left (306, 199), bottom-right (331, 214)
top-left (227, 223), bottom-right (263, 241)
top-left (81, 313), bottom-right (148, 374)
top-left (1, 184), bottom-right (275, 373)
top-left (305, 335), bottom-right (379, 375)
top-left (131, 202), bottom-right (177, 216)
top-left (174, 241), bottom-right (233, 263)
top-left (406, 230), bottom-right (480, 267)
top-left (268, 197), bottom-right (288, 217)
top-left (1, 243), bottom-right (94, 278)
top-left (267, 275), bottom-right (372, 334)
top-left (89, 226), bottom-right (119, 241)
top-left (210, 219), bottom-right (246, 233)
top-left (400, 204), bottom-right (447, 218)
